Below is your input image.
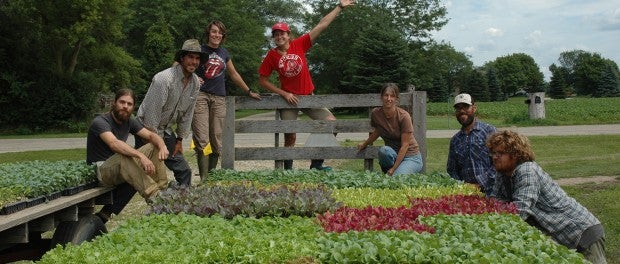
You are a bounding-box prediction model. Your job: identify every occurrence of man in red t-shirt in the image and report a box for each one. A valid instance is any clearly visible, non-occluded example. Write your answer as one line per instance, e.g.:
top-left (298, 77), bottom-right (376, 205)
top-left (258, 0), bottom-right (355, 170)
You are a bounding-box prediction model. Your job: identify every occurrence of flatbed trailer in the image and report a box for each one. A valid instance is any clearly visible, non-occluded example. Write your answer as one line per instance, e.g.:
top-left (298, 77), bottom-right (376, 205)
top-left (0, 187), bottom-right (114, 262)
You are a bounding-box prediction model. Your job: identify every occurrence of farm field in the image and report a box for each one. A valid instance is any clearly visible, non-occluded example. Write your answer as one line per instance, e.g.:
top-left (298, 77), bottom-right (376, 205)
top-left (1, 96), bottom-right (618, 263)
top-left (37, 170), bottom-right (588, 263)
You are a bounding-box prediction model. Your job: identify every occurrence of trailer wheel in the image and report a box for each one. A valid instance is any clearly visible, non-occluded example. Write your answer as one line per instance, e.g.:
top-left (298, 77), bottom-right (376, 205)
top-left (51, 214), bottom-right (107, 247)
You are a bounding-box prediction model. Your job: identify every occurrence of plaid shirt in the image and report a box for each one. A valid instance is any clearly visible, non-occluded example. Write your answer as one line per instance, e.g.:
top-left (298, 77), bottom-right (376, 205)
top-left (447, 120), bottom-right (496, 195)
top-left (491, 161), bottom-right (601, 248)
top-left (137, 64), bottom-right (200, 139)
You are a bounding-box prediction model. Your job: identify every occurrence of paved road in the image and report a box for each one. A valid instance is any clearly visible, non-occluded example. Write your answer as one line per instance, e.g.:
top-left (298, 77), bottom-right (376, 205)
top-left (0, 112), bottom-right (619, 154)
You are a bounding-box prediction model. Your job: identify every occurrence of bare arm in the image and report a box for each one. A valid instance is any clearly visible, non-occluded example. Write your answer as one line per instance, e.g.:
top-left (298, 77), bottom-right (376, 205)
top-left (259, 75), bottom-right (299, 106)
top-left (136, 128), bottom-right (169, 161)
top-left (227, 60), bottom-right (261, 100)
top-left (308, 0), bottom-right (355, 42)
top-left (357, 129), bottom-right (381, 150)
top-left (99, 131), bottom-right (157, 175)
top-left (388, 132), bottom-right (411, 176)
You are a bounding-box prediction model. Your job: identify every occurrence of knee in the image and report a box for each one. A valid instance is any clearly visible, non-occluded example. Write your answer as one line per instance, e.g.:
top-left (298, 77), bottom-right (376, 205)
top-left (378, 146), bottom-right (392, 157)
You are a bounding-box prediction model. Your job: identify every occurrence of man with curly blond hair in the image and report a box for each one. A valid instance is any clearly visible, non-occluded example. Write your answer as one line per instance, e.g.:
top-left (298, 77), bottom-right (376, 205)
top-left (487, 130), bottom-right (606, 264)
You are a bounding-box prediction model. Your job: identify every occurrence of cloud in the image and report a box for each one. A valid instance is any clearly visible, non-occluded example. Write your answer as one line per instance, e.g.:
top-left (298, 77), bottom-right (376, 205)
top-left (431, 0), bottom-right (620, 80)
top-left (485, 27), bottom-right (503, 37)
top-left (524, 30), bottom-right (543, 48)
top-left (596, 8), bottom-right (620, 30)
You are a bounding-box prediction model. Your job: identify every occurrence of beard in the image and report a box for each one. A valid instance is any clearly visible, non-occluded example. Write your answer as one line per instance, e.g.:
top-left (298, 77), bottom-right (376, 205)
top-left (112, 107), bottom-right (131, 122)
top-left (458, 114), bottom-right (475, 128)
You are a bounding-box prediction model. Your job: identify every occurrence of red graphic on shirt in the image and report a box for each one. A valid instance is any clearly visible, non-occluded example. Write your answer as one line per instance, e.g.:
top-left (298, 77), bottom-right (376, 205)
top-left (277, 54), bottom-right (303, 78)
top-left (202, 55), bottom-right (225, 79)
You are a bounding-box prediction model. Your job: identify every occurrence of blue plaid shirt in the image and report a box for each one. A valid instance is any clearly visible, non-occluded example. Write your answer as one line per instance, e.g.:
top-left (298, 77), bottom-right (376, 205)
top-left (491, 161), bottom-right (602, 248)
top-left (447, 120), bottom-right (496, 195)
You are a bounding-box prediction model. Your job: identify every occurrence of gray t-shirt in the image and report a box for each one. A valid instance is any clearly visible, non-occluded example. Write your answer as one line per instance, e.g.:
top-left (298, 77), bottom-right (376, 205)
top-left (86, 112), bottom-right (143, 164)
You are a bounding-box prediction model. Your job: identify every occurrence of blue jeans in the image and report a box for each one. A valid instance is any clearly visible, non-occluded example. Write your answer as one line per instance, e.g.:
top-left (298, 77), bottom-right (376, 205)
top-left (378, 146), bottom-right (423, 175)
top-left (135, 133), bottom-right (192, 186)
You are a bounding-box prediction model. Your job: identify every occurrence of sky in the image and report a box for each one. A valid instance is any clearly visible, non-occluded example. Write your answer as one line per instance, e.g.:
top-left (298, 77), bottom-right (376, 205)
top-left (432, 0), bottom-right (620, 80)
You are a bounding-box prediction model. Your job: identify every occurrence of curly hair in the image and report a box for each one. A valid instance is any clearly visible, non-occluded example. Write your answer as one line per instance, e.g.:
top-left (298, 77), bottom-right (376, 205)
top-left (486, 130), bottom-right (535, 163)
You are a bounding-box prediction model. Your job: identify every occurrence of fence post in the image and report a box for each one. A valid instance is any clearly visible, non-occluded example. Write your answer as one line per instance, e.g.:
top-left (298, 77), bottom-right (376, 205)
top-left (410, 91), bottom-right (427, 173)
top-left (222, 97), bottom-right (236, 169)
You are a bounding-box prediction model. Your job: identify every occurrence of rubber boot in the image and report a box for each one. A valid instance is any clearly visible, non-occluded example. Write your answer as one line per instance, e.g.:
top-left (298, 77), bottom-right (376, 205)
top-left (310, 159), bottom-right (332, 171)
top-left (207, 153), bottom-right (219, 172)
top-left (195, 150), bottom-right (210, 182)
top-left (284, 160), bottom-right (293, 170)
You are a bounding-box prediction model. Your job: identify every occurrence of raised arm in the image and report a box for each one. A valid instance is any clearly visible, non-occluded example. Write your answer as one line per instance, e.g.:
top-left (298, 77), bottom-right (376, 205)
top-left (308, 0), bottom-right (355, 42)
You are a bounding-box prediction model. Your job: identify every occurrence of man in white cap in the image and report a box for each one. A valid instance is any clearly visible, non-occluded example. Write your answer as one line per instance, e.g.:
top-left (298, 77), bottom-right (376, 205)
top-left (136, 39), bottom-right (204, 186)
top-left (447, 93), bottom-right (497, 196)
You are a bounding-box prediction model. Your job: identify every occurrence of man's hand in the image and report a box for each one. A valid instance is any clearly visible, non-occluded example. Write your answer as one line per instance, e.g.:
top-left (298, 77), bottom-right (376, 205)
top-left (140, 156), bottom-right (156, 176)
top-left (158, 147), bottom-right (169, 161)
top-left (173, 140), bottom-right (184, 156)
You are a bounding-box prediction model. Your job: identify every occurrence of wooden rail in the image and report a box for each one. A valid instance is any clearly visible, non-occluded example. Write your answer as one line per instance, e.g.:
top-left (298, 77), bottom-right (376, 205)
top-left (222, 92), bottom-right (427, 171)
top-left (0, 187), bottom-right (113, 245)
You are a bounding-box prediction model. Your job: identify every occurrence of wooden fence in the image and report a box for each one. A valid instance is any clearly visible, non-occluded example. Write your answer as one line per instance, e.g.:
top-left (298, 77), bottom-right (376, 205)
top-left (222, 92), bottom-right (427, 172)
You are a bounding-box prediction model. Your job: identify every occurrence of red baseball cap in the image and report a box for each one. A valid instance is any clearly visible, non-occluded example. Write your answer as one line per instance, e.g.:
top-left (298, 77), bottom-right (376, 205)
top-left (271, 22), bottom-right (290, 34)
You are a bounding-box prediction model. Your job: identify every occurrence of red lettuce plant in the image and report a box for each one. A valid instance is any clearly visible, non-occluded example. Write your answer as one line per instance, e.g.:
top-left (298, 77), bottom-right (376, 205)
top-left (317, 195), bottom-right (517, 233)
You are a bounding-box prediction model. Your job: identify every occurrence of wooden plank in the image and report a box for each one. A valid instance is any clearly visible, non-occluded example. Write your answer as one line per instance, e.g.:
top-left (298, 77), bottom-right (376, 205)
top-left (235, 146), bottom-right (379, 160)
top-left (234, 93), bottom-right (415, 110)
top-left (235, 120), bottom-right (372, 134)
top-left (1, 224), bottom-right (28, 244)
top-left (221, 92), bottom-right (427, 171)
top-left (222, 97), bottom-right (237, 169)
top-left (0, 187), bottom-right (113, 233)
top-left (410, 91), bottom-right (427, 172)
top-left (29, 215), bottom-right (55, 233)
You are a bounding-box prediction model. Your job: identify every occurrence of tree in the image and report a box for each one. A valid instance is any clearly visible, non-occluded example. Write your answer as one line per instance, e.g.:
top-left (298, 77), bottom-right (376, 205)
top-left (305, 0), bottom-right (448, 94)
top-left (555, 50), bottom-right (620, 96)
top-left (428, 75), bottom-right (448, 102)
top-left (123, 0), bottom-right (300, 94)
top-left (339, 20), bottom-right (412, 94)
top-left (411, 41), bottom-right (473, 98)
top-left (142, 16), bottom-right (176, 80)
top-left (548, 64), bottom-right (568, 99)
top-left (594, 64), bottom-right (620, 97)
top-left (486, 53), bottom-right (544, 95)
top-left (486, 67), bottom-right (504, 101)
top-left (0, 0), bottom-right (142, 132)
top-left (464, 69), bottom-right (490, 102)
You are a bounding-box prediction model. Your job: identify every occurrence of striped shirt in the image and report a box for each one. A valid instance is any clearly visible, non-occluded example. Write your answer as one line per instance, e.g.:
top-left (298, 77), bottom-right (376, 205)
top-left (491, 161), bottom-right (602, 248)
top-left (137, 64), bottom-right (200, 139)
top-left (447, 120), bottom-right (496, 195)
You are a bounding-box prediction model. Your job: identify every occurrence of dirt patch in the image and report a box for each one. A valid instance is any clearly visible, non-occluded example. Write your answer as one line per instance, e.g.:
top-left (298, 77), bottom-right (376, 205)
top-left (554, 175), bottom-right (620, 186)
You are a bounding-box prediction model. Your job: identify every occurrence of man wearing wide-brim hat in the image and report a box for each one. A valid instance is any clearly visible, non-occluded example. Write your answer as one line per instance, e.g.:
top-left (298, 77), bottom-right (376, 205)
top-left (135, 39), bottom-right (205, 186)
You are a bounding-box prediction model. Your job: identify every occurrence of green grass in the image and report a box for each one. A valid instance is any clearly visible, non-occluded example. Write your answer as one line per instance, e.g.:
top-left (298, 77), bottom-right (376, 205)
top-left (564, 182), bottom-right (620, 263)
top-left (0, 149), bottom-right (86, 164)
top-left (341, 135), bottom-right (620, 179)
